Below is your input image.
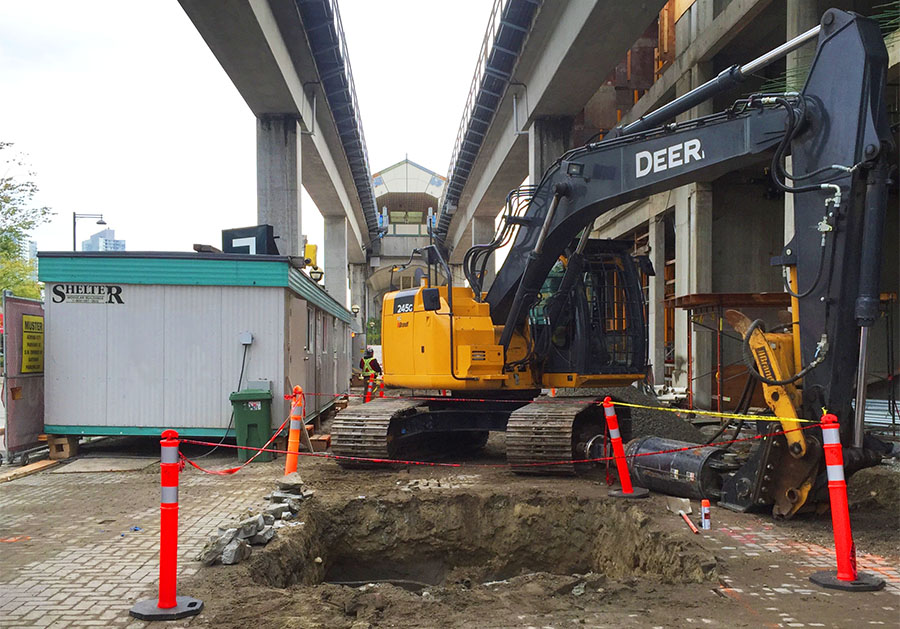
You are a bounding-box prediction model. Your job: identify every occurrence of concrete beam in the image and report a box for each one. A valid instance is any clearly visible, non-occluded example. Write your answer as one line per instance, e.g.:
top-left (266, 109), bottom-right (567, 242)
top-left (179, 0), bottom-right (366, 263)
top-left (257, 116), bottom-right (302, 255)
top-left (528, 117), bottom-right (573, 184)
top-left (380, 235), bottom-right (430, 259)
top-left (592, 193), bottom-right (670, 238)
top-left (324, 216), bottom-right (349, 306)
top-left (446, 0), bottom-right (666, 260)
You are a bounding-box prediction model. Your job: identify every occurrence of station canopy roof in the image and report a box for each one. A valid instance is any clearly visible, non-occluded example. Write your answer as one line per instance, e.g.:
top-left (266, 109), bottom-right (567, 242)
top-left (372, 159), bottom-right (446, 224)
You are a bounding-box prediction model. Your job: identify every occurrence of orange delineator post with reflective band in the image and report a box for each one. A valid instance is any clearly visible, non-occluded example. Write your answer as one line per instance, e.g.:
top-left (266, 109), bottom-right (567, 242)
top-left (378, 378), bottom-right (385, 399)
top-left (159, 431), bottom-right (179, 608)
top-left (284, 386), bottom-right (305, 475)
top-left (603, 397), bottom-right (649, 499)
top-left (129, 430), bottom-right (203, 621)
top-left (809, 413), bottom-right (884, 592)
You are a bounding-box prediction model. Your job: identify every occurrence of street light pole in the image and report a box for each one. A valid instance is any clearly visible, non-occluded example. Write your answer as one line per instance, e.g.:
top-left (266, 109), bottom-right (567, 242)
top-left (72, 213), bottom-right (107, 251)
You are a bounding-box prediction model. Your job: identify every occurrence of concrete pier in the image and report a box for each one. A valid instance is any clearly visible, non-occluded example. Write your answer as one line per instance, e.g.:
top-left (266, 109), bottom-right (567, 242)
top-left (324, 216), bottom-right (349, 306)
top-left (257, 115), bottom-right (302, 256)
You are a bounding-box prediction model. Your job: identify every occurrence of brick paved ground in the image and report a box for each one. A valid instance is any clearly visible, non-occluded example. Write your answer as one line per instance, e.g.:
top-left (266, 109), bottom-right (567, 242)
top-left (1, 437), bottom-right (897, 628)
top-left (0, 443), bottom-right (282, 629)
top-left (702, 523), bottom-right (900, 627)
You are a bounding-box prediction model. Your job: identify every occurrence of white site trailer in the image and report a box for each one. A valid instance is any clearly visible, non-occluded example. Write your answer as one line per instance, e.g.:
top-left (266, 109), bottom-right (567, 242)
top-left (38, 252), bottom-right (352, 438)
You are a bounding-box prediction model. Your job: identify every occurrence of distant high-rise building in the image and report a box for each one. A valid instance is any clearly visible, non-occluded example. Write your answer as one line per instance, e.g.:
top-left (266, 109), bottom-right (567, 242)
top-left (82, 229), bottom-right (125, 252)
top-left (26, 240), bottom-right (38, 282)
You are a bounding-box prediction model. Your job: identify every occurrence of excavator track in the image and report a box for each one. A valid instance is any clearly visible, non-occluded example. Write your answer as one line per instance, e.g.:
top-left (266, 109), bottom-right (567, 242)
top-left (506, 397), bottom-right (600, 475)
top-left (331, 398), bottom-right (421, 468)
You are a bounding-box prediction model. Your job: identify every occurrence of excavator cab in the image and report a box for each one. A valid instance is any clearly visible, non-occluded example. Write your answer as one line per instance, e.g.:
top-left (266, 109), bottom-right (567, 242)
top-left (529, 239), bottom-right (648, 381)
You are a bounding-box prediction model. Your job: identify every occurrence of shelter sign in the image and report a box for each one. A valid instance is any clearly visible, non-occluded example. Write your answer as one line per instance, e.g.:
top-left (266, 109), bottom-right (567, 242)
top-left (21, 314), bottom-right (44, 373)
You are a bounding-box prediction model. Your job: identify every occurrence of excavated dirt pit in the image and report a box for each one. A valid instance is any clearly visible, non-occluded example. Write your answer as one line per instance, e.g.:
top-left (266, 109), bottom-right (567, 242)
top-left (249, 492), bottom-right (717, 591)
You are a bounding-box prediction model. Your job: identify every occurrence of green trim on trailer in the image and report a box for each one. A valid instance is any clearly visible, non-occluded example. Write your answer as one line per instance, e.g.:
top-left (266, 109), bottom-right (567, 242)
top-left (43, 425), bottom-right (232, 437)
top-left (38, 256), bottom-right (286, 287)
top-left (37, 253), bottom-right (352, 322)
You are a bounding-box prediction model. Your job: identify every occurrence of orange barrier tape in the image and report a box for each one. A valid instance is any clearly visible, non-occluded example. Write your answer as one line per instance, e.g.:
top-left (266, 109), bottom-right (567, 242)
top-left (183, 415), bottom-right (289, 475)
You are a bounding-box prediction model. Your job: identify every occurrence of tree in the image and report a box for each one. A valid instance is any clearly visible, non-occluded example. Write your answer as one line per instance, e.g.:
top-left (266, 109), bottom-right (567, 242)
top-left (0, 258), bottom-right (40, 299)
top-left (0, 143), bottom-right (52, 297)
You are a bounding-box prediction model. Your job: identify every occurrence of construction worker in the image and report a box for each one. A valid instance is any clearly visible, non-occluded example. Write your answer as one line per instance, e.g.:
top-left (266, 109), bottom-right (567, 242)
top-left (359, 347), bottom-right (382, 377)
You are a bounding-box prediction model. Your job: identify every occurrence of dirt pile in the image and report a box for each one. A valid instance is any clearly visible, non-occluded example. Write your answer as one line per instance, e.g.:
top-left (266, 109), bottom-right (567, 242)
top-left (848, 464), bottom-right (899, 512)
top-left (570, 386), bottom-right (706, 444)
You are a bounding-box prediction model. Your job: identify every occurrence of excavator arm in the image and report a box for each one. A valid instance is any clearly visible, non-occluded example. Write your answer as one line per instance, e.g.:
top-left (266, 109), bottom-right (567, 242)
top-left (488, 103), bottom-right (788, 343)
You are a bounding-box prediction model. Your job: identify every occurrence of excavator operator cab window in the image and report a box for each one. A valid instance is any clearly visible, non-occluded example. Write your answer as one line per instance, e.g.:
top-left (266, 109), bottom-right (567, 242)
top-left (529, 240), bottom-right (647, 375)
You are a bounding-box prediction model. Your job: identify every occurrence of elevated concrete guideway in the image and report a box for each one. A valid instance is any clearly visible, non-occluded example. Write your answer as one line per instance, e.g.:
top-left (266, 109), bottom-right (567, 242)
top-left (179, 0), bottom-right (376, 269)
top-left (438, 0), bottom-right (667, 264)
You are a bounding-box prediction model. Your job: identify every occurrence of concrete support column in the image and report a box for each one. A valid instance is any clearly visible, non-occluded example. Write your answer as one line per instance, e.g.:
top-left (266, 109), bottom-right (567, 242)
top-left (349, 263), bottom-right (367, 361)
top-left (528, 117), bottom-right (573, 184)
top-left (675, 61), bottom-right (714, 121)
top-left (674, 183), bottom-right (713, 408)
top-left (449, 264), bottom-right (467, 288)
top-left (472, 215), bottom-right (497, 293)
top-left (787, 0), bottom-right (818, 79)
top-left (349, 264), bottom-right (368, 325)
top-left (670, 49), bottom-right (714, 406)
top-left (257, 115), bottom-right (302, 255)
top-left (368, 288), bottom-right (383, 328)
top-left (674, 0), bottom-right (714, 57)
top-left (647, 215), bottom-right (666, 386)
top-left (785, 1), bottom-right (817, 245)
top-left (324, 216), bottom-right (349, 306)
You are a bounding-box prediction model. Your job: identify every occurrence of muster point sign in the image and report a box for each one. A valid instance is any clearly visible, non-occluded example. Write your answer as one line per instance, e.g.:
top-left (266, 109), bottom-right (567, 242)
top-left (22, 314), bottom-right (44, 373)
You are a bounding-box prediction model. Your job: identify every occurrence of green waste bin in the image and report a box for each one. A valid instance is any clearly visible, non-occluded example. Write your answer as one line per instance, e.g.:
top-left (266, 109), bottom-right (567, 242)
top-left (229, 389), bottom-right (274, 462)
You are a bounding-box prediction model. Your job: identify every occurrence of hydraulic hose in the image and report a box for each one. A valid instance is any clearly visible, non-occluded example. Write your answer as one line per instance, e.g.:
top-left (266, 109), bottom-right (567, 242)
top-left (705, 372), bottom-right (754, 446)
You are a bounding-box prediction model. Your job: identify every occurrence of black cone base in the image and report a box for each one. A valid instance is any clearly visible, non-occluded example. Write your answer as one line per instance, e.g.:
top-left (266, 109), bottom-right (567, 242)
top-left (809, 570), bottom-right (885, 592)
top-left (609, 486), bottom-right (650, 499)
top-left (130, 596), bottom-right (204, 621)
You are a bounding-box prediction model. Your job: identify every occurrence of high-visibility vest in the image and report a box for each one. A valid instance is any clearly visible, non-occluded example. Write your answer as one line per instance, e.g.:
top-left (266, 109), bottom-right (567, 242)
top-left (362, 356), bottom-right (376, 375)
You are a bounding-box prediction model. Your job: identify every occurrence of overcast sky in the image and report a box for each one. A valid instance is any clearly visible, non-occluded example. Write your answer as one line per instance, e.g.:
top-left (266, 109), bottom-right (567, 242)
top-left (0, 1), bottom-right (493, 255)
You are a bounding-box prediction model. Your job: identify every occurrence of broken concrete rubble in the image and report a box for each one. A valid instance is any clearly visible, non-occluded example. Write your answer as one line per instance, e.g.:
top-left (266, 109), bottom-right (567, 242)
top-left (197, 474), bottom-right (316, 566)
top-left (250, 525), bottom-right (276, 546)
top-left (197, 528), bottom-right (238, 566)
top-left (276, 472), bottom-right (305, 492)
top-left (237, 514), bottom-right (265, 539)
top-left (264, 504), bottom-right (290, 519)
top-left (222, 538), bottom-right (252, 565)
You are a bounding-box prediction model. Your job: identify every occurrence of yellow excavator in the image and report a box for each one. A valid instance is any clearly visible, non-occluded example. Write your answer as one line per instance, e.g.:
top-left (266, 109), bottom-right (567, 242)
top-left (333, 10), bottom-right (895, 517)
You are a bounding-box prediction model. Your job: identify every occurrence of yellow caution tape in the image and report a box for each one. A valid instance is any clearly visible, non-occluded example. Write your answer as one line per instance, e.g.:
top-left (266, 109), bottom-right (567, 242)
top-left (611, 401), bottom-right (815, 423)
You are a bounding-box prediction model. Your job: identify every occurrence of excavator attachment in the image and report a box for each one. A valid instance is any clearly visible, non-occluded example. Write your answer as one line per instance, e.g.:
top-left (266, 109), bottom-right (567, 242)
top-left (724, 310), bottom-right (821, 518)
